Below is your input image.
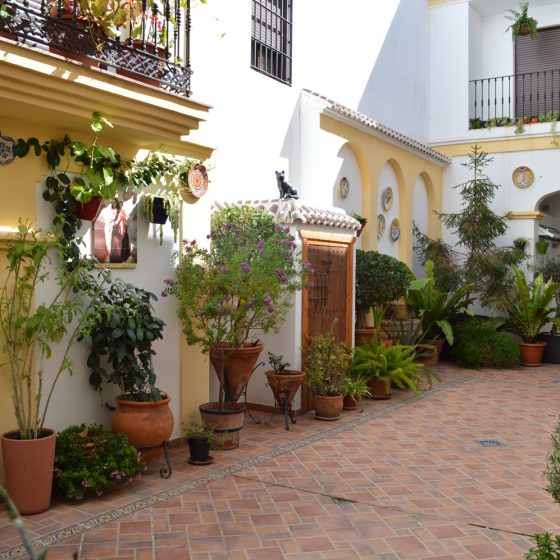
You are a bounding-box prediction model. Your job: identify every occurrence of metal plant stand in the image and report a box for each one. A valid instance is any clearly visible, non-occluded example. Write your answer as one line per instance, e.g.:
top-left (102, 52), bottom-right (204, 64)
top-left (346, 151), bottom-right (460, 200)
top-left (137, 441), bottom-right (172, 478)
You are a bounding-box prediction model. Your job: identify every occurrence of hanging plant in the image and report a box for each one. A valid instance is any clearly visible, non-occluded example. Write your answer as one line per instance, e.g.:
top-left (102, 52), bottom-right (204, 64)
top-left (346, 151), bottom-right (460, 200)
top-left (506, 2), bottom-right (538, 39)
top-left (141, 192), bottom-right (181, 245)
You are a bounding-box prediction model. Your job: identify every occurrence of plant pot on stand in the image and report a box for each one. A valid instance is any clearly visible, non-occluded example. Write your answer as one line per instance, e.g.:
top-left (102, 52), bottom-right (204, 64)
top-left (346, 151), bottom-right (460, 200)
top-left (265, 369), bottom-right (306, 430)
top-left (111, 396), bottom-right (174, 465)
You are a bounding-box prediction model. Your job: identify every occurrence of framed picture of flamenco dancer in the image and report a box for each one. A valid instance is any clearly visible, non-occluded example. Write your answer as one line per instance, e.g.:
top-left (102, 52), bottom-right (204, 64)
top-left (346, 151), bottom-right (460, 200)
top-left (92, 194), bottom-right (138, 268)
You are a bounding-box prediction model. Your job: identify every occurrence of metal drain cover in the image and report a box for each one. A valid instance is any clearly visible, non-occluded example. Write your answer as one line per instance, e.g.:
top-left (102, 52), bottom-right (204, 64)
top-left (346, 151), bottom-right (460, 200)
top-left (477, 439), bottom-right (503, 447)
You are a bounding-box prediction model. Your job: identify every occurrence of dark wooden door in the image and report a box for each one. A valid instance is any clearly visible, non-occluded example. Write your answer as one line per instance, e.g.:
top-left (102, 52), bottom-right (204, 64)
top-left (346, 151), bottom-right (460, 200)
top-left (300, 231), bottom-right (354, 412)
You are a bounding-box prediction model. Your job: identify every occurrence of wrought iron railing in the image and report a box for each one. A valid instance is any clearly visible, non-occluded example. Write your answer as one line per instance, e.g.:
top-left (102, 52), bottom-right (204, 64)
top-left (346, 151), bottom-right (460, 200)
top-left (0, 0), bottom-right (192, 96)
top-left (469, 69), bottom-right (560, 128)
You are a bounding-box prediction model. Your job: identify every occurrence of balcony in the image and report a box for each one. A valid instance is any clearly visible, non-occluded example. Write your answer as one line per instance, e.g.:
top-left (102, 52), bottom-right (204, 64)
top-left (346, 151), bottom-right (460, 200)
top-left (469, 69), bottom-right (560, 129)
top-left (0, 0), bottom-right (192, 96)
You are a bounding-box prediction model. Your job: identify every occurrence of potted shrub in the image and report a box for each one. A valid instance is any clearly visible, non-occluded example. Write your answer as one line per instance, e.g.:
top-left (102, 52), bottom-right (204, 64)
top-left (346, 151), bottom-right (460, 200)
top-left (184, 423), bottom-right (225, 465)
top-left (342, 374), bottom-right (371, 410)
top-left (405, 260), bottom-right (473, 363)
top-left (84, 277), bottom-right (173, 463)
top-left (304, 329), bottom-right (352, 420)
top-left (451, 318), bottom-right (520, 369)
top-left (504, 266), bottom-right (560, 366)
top-left (355, 250), bottom-right (411, 345)
top-left (537, 239), bottom-right (550, 255)
top-left (53, 424), bottom-right (145, 500)
top-left (264, 352), bottom-right (306, 429)
top-left (514, 236), bottom-right (529, 252)
top-left (0, 224), bottom-right (104, 514)
top-left (166, 205), bottom-right (307, 448)
top-left (352, 335), bottom-right (440, 399)
top-left (538, 258), bottom-right (560, 362)
top-left (506, 1), bottom-right (538, 39)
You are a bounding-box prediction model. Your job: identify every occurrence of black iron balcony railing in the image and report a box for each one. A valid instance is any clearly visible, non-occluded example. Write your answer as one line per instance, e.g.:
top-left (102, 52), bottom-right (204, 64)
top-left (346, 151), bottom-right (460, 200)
top-left (0, 0), bottom-right (192, 96)
top-left (469, 69), bottom-right (560, 128)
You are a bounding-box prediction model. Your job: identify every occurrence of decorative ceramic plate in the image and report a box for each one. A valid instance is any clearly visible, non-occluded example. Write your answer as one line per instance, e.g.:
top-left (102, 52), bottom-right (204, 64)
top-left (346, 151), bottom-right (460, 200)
top-left (390, 218), bottom-right (400, 241)
top-left (187, 164), bottom-right (209, 198)
top-left (0, 136), bottom-right (15, 165)
top-left (382, 187), bottom-right (393, 211)
top-left (339, 176), bottom-right (349, 198)
top-left (377, 214), bottom-right (386, 239)
top-left (512, 166), bottom-right (534, 188)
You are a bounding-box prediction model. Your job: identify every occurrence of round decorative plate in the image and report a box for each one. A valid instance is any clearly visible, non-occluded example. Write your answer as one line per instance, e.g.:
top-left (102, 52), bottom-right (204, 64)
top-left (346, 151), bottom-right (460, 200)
top-left (377, 214), bottom-right (386, 239)
top-left (339, 177), bottom-right (349, 198)
top-left (390, 218), bottom-right (400, 241)
top-left (512, 166), bottom-right (534, 188)
top-left (187, 164), bottom-right (209, 198)
top-left (382, 187), bottom-right (393, 211)
top-left (0, 136), bottom-right (15, 165)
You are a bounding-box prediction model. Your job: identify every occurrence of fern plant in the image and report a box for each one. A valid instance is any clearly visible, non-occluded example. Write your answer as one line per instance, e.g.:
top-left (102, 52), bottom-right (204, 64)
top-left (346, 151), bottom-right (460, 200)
top-left (505, 267), bottom-right (560, 342)
top-left (352, 335), bottom-right (440, 395)
top-left (506, 1), bottom-right (538, 39)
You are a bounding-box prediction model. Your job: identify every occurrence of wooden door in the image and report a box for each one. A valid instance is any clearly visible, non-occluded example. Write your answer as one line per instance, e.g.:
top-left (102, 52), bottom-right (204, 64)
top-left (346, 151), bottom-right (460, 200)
top-left (300, 230), bottom-right (355, 412)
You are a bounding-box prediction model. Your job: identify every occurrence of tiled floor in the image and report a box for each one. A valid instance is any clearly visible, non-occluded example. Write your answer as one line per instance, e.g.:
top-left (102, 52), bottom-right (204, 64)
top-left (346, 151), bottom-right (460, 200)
top-left (1, 364), bottom-right (560, 559)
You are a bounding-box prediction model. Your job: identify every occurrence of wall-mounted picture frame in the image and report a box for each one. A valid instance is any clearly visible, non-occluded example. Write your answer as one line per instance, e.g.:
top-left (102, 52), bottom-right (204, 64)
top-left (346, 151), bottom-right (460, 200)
top-left (382, 187), bottom-right (393, 211)
top-left (92, 194), bottom-right (138, 268)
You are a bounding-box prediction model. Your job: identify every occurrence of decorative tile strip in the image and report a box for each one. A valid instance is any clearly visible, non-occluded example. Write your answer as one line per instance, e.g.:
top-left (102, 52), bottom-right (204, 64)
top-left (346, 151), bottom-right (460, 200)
top-left (0, 376), bottom-right (471, 559)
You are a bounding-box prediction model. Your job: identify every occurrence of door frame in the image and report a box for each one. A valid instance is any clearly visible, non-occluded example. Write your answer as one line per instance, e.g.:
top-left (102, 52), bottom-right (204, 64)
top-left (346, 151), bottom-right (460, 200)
top-left (299, 229), bottom-right (355, 411)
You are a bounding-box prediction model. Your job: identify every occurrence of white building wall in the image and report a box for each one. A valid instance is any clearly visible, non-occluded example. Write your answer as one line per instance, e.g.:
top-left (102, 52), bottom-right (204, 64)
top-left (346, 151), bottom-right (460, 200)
top-left (412, 176), bottom-right (429, 278)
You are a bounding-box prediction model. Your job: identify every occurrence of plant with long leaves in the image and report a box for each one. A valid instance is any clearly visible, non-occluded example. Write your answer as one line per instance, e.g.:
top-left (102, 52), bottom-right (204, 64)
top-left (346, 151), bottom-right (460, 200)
top-left (405, 260), bottom-right (473, 345)
top-left (504, 267), bottom-right (560, 342)
top-left (352, 335), bottom-right (440, 394)
top-left (0, 222), bottom-right (107, 439)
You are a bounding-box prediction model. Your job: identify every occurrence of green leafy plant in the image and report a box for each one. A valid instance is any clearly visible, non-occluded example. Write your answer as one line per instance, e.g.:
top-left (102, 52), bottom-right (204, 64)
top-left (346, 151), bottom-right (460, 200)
top-left (537, 240), bottom-right (550, 255)
top-left (451, 318), bottom-right (520, 368)
top-left (352, 335), bottom-right (440, 394)
top-left (54, 424), bottom-right (144, 500)
top-left (343, 374), bottom-right (371, 401)
top-left (268, 352), bottom-right (292, 374)
top-left (0, 223), bottom-right (105, 439)
top-left (0, 485), bottom-right (48, 559)
top-left (84, 277), bottom-right (165, 402)
top-left (184, 423), bottom-right (225, 447)
top-left (355, 250), bottom-right (411, 328)
top-left (504, 267), bottom-right (560, 342)
top-left (526, 533), bottom-right (560, 559)
top-left (506, 1), bottom-right (538, 39)
top-left (545, 418), bottom-right (560, 504)
top-left (141, 192), bottom-right (180, 245)
top-left (514, 237), bottom-right (529, 252)
top-left (305, 330), bottom-right (352, 397)
top-left (405, 260), bottom-right (473, 344)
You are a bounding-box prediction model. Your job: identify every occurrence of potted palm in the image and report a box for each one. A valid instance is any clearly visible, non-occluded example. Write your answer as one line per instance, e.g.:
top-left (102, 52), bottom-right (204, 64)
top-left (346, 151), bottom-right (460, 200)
top-left (405, 260), bottom-right (473, 363)
top-left (504, 267), bottom-right (560, 366)
top-left (84, 277), bottom-right (173, 463)
top-left (0, 223), bottom-right (104, 514)
top-left (166, 205), bottom-right (307, 448)
top-left (305, 329), bottom-right (352, 420)
top-left (355, 250), bottom-right (411, 346)
top-left (353, 335), bottom-right (440, 399)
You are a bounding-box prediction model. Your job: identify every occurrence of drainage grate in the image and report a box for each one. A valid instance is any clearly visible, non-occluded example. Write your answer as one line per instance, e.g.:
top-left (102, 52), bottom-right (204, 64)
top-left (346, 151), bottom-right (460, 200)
top-left (477, 439), bottom-right (503, 447)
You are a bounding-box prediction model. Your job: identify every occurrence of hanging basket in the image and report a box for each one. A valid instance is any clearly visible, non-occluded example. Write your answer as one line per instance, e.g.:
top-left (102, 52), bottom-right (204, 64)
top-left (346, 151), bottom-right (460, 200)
top-left (150, 197), bottom-right (168, 225)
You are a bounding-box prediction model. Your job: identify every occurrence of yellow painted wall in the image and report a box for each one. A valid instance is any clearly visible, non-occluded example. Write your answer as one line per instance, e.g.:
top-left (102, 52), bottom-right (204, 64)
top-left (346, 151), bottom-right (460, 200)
top-left (320, 115), bottom-right (445, 267)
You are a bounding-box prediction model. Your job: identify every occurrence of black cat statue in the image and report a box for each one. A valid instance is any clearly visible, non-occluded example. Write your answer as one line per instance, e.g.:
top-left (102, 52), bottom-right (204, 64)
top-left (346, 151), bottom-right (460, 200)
top-left (275, 170), bottom-right (299, 199)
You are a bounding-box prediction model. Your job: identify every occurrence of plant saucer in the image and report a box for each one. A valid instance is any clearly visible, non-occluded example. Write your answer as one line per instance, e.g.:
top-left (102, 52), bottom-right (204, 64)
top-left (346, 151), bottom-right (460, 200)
top-left (314, 414), bottom-right (341, 421)
top-left (188, 456), bottom-right (214, 466)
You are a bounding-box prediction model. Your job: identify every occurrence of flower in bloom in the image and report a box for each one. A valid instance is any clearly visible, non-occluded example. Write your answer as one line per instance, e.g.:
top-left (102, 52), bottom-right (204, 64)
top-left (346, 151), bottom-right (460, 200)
top-left (275, 268), bottom-right (283, 277)
top-left (263, 296), bottom-right (272, 305)
top-left (303, 262), bottom-right (312, 269)
top-left (164, 278), bottom-right (174, 286)
top-left (225, 223), bottom-right (232, 230)
top-left (221, 267), bottom-right (229, 274)
top-left (257, 240), bottom-right (265, 250)
top-left (241, 262), bottom-right (250, 273)
top-left (275, 225), bottom-right (282, 232)
top-left (161, 291), bottom-right (167, 298)
top-left (82, 479), bottom-right (90, 488)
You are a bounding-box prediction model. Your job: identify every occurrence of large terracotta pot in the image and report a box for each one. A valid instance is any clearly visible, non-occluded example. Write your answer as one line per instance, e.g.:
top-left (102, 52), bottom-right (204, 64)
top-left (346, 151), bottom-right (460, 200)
top-left (112, 396), bottom-right (174, 464)
top-left (199, 402), bottom-right (245, 450)
top-left (422, 339), bottom-right (444, 364)
top-left (519, 341), bottom-right (546, 367)
top-left (312, 394), bottom-right (343, 420)
top-left (343, 395), bottom-right (358, 410)
top-left (369, 378), bottom-right (391, 399)
top-left (210, 343), bottom-right (264, 402)
top-left (355, 327), bottom-right (378, 347)
top-left (1, 428), bottom-right (56, 515)
top-left (265, 370), bottom-right (306, 408)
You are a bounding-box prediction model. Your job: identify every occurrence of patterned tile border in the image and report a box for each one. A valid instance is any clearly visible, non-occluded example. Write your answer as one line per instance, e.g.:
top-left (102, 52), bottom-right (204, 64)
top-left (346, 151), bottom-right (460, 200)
top-left (0, 376), bottom-right (472, 560)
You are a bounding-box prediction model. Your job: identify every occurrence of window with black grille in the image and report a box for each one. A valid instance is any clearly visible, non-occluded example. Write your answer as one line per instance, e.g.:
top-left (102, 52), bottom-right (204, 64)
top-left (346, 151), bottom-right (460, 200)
top-left (251, 0), bottom-right (292, 85)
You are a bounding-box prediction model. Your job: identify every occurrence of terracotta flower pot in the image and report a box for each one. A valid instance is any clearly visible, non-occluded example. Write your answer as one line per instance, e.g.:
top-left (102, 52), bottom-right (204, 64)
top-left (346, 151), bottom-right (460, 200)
top-left (368, 378), bottom-right (391, 399)
top-left (422, 339), bottom-right (444, 364)
top-left (199, 402), bottom-right (245, 450)
top-left (210, 343), bottom-right (263, 402)
top-left (519, 341), bottom-right (546, 367)
top-left (355, 327), bottom-right (378, 346)
top-left (312, 394), bottom-right (343, 420)
top-left (1, 429), bottom-right (56, 515)
top-left (111, 396), bottom-right (174, 464)
top-left (343, 395), bottom-right (358, 410)
top-left (265, 370), bottom-right (306, 408)
top-left (75, 195), bottom-right (103, 221)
